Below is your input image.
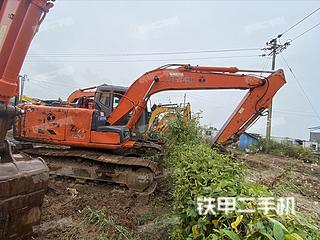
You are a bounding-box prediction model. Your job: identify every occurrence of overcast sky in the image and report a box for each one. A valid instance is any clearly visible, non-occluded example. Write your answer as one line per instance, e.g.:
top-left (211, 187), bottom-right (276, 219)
top-left (22, 0), bottom-right (320, 140)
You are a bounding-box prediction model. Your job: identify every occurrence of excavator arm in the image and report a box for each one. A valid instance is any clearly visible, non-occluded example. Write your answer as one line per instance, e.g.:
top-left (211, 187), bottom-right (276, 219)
top-left (0, 0), bottom-right (53, 103)
top-left (107, 64), bottom-right (286, 145)
top-left (66, 86), bottom-right (97, 105)
top-left (0, 0), bottom-right (53, 160)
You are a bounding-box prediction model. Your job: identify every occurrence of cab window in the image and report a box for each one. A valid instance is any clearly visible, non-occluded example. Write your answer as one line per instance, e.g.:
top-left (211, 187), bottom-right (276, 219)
top-left (99, 92), bottom-right (111, 107)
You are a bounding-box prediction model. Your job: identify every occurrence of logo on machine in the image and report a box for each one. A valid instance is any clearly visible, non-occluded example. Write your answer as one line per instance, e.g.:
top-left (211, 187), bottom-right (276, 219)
top-left (168, 71), bottom-right (195, 83)
top-left (70, 125), bottom-right (85, 139)
top-left (47, 113), bottom-right (56, 121)
top-left (168, 72), bottom-right (184, 78)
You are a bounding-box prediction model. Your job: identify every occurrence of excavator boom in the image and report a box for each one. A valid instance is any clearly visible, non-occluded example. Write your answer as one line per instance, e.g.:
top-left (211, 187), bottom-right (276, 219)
top-left (107, 64), bottom-right (286, 144)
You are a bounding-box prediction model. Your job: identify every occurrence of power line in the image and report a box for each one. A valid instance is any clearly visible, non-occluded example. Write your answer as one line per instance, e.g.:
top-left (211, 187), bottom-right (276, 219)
top-left (27, 47), bottom-right (262, 57)
top-left (29, 78), bottom-right (75, 89)
top-left (280, 7), bottom-right (320, 36)
top-left (279, 53), bottom-right (320, 122)
top-left (289, 22), bottom-right (320, 42)
top-left (25, 54), bottom-right (263, 63)
top-left (264, 7), bottom-right (320, 56)
top-left (273, 110), bottom-right (319, 118)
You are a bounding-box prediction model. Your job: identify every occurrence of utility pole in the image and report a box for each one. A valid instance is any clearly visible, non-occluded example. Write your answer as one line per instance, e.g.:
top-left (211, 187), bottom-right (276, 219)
top-left (19, 74), bottom-right (28, 102)
top-left (264, 36), bottom-right (290, 151)
top-left (265, 39), bottom-right (277, 149)
top-left (183, 93), bottom-right (186, 108)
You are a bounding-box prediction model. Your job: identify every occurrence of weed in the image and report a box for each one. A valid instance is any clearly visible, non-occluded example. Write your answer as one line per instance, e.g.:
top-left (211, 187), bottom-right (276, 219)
top-left (81, 207), bottom-right (131, 240)
top-left (162, 114), bottom-right (320, 239)
top-left (271, 166), bottom-right (301, 196)
top-left (62, 207), bottom-right (132, 240)
top-left (251, 139), bottom-right (320, 163)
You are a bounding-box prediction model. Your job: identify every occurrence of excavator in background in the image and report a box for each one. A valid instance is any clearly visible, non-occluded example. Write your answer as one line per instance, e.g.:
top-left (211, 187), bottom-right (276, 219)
top-left (147, 102), bottom-right (191, 137)
top-left (20, 95), bottom-right (64, 106)
top-left (20, 95), bottom-right (45, 105)
top-left (0, 0), bottom-right (54, 239)
top-left (14, 64), bottom-right (286, 193)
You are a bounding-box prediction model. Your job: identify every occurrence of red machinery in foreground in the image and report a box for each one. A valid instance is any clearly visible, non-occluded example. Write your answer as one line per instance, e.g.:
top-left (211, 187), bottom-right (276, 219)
top-left (0, 0), bottom-right (53, 239)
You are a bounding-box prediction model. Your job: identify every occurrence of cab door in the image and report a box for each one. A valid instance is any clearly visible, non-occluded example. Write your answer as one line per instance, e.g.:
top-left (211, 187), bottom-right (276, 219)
top-left (94, 91), bottom-right (113, 117)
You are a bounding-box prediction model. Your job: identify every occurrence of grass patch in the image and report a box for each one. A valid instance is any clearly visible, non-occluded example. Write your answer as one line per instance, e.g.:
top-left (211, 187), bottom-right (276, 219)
top-left (250, 139), bottom-right (319, 163)
top-left (62, 207), bottom-right (132, 240)
top-left (81, 207), bottom-right (131, 240)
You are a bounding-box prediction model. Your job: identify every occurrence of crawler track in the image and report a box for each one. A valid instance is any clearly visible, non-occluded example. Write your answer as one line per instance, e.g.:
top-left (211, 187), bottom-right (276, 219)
top-left (22, 146), bottom-right (162, 194)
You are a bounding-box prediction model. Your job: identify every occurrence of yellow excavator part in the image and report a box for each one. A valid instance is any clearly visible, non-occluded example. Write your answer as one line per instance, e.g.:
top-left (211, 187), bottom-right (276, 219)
top-left (147, 103), bottom-right (191, 133)
top-left (20, 95), bottom-right (45, 105)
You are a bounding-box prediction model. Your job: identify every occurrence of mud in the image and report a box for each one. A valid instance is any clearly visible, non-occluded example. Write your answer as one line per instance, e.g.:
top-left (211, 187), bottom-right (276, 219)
top-left (33, 178), bottom-right (171, 240)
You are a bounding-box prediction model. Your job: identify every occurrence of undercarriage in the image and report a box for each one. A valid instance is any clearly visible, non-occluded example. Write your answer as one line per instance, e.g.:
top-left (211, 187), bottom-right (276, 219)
top-left (13, 139), bottom-right (164, 194)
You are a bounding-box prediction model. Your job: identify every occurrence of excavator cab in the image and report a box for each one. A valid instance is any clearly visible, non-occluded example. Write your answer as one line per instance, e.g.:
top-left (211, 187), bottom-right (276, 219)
top-left (68, 84), bottom-right (149, 138)
top-left (91, 84), bottom-right (128, 130)
top-left (91, 85), bottom-right (132, 145)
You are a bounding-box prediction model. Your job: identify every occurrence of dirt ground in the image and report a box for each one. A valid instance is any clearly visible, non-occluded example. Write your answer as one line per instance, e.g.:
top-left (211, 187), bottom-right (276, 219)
top-left (234, 151), bottom-right (320, 223)
top-left (32, 152), bottom-right (319, 239)
top-left (33, 178), bottom-right (171, 240)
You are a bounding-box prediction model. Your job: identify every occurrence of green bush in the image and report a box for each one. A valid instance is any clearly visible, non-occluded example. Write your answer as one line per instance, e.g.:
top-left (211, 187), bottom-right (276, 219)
top-left (251, 139), bottom-right (319, 163)
top-left (163, 116), bottom-right (319, 239)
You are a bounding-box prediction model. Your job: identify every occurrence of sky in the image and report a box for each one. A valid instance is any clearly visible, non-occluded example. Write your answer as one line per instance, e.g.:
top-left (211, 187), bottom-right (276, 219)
top-left (21, 0), bottom-right (320, 140)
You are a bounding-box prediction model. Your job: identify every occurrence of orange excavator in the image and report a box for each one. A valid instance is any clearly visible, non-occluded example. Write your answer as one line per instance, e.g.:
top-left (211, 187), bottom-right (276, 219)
top-left (0, 0), bottom-right (53, 239)
top-left (14, 64), bottom-right (286, 193)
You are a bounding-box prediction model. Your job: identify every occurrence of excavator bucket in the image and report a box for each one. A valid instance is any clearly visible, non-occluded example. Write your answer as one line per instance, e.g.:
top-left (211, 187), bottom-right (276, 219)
top-left (0, 140), bottom-right (49, 240)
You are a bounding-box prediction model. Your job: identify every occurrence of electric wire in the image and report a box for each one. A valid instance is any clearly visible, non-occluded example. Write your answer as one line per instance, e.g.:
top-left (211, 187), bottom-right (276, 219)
top-left (27, 47), bottom-right (262, 57)
top-left (279, 53), bottom-right (320, 122)
top-left (25, 54), bottom-right (263, 63)
top-left (281, 7), bottom-right (320, 36)
top-left (288, 22), bottom-right (320, 42)
top-left (29, 77), bottom-right (76, 89)
top-left (273, 110), bottom-right (319, 118)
